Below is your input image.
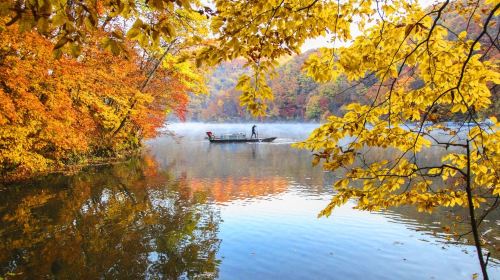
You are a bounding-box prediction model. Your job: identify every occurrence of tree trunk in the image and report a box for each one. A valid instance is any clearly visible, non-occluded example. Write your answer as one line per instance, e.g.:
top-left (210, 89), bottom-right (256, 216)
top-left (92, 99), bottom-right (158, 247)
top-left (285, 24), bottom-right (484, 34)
top-left (465, 139), bottom-right (489, 280)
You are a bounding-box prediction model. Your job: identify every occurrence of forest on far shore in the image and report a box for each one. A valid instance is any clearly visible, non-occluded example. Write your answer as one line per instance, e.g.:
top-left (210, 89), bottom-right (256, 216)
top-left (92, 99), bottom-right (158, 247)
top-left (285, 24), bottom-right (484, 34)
top-left (188, 50), bottom-right (498, 122)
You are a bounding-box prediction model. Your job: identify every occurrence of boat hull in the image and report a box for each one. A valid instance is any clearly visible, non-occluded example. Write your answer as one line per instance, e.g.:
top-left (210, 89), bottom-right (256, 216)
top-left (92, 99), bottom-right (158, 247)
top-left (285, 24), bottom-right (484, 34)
top-left (209, 137), bottom-right (276, 143)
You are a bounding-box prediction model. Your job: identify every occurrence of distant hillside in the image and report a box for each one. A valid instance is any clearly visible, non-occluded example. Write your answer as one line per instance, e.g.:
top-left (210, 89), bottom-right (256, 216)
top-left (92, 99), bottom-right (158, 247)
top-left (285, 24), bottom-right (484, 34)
top-left (187, 52), bottom-right (370, 122)
top-left (186, 59), bottom-right (250, 121)
top-left (267, 51), bottom-right (370, 121)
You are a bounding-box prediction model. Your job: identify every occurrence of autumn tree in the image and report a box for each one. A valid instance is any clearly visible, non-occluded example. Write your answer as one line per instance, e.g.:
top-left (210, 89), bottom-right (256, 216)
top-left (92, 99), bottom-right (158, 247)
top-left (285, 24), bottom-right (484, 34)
top-left (0, 0), bottom-right (210, 56)
top-left (199, 0), bottom-right (499, 279)
top-left (2, 0), bottom-right (499, 278)
top-left (0, 18), bottom-right (206, 180)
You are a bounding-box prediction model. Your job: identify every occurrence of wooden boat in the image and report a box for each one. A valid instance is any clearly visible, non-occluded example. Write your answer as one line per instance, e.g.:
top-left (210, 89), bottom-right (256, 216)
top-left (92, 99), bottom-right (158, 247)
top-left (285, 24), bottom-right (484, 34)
top-left (206, 132), bottom-right (276, 143)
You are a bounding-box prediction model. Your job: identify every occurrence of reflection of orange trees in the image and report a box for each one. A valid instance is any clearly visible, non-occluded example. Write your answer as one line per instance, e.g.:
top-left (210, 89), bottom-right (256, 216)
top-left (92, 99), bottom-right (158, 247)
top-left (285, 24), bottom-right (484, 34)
top-left (0, 159), bottom-right (221, 279)
top-left (141, 154), bottom-right (161, 179)
top-left (188, 176), bottom-right (289, 202)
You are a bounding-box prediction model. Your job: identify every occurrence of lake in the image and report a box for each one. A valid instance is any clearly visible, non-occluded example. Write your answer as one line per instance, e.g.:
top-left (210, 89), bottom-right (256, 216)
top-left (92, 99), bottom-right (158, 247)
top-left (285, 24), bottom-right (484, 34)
top-left (1, 123), bottom-right (499, 279)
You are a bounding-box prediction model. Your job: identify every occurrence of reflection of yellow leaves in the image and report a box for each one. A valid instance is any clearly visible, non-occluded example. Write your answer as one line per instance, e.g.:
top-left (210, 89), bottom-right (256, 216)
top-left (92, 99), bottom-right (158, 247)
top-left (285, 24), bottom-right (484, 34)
top-left (311, 156), bottom-right (320, 166)
top-left (4, 193), bottom-right (55, 224)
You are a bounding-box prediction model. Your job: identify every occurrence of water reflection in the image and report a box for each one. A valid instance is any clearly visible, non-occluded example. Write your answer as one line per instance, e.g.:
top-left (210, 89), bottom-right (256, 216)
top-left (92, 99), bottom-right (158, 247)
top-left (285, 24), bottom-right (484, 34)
top-left (0, 158), bottom-right (221, 279)
top-left (148, 123), bottom-right (329, 195)
top-left (188, 177), bottom-right (289, 203)
top-left (384, 205), bottom-right (500, 261)
top-left (1, 123), bottom-right (499, 279)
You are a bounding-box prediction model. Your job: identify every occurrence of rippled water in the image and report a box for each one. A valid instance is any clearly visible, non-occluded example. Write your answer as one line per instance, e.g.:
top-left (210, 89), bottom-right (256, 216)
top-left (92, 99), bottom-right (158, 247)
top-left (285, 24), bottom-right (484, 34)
top-left (1, 123), bottom-right (498, 279)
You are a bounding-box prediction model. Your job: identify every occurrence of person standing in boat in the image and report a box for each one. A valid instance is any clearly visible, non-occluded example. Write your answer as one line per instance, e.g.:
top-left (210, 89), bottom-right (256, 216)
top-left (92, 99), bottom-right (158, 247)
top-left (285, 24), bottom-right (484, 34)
top-left (251, 125), bottom-right (257, 139)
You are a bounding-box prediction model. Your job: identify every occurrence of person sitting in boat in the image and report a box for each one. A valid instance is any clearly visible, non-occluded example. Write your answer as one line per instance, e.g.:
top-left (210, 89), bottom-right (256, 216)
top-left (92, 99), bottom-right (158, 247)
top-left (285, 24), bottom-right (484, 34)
top-left (251, 125), bottom-right (257, 139)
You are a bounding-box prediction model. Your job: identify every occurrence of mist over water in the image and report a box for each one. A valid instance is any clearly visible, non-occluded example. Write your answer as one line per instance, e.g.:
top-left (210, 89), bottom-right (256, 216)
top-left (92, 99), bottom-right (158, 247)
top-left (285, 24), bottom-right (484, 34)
top-left (159, 122), bottom-right (320, 142)
top-left (1, 122), bottom-right (499, 279)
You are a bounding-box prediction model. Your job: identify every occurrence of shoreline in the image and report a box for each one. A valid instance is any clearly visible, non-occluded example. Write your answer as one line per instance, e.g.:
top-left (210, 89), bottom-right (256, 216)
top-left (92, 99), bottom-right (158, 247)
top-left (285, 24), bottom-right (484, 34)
top-left (0, 151), bottom-right (142, 186)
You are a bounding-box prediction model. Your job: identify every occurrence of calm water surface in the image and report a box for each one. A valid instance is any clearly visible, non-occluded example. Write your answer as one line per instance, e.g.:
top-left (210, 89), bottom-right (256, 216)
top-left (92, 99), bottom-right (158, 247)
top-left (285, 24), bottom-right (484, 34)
top-left (1, 123), bottom-right (499, 279)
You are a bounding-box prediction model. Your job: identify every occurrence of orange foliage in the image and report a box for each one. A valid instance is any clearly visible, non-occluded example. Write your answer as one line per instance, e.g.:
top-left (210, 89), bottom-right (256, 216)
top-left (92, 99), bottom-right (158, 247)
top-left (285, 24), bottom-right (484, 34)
top-left (0, 22), bottom-right (204, 180)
